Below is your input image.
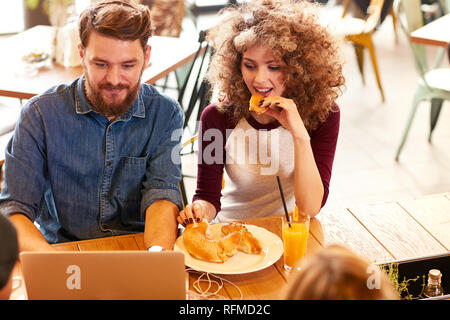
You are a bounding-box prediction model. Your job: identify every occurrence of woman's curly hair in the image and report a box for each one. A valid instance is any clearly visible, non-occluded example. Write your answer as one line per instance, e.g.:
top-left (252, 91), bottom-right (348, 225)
top-left (206, 0), bottom-right (345, 131)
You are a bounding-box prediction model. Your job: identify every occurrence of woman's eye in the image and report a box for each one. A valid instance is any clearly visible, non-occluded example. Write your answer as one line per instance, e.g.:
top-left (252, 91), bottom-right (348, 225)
top-left (269, 65), bottom-right (280, 71)
top-left (244, 63), bottom-right (255, 69)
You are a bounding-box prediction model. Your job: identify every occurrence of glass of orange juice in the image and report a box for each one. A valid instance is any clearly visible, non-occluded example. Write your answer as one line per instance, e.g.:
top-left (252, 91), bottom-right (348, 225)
top-left (282, 212), bottom-right (310, 271)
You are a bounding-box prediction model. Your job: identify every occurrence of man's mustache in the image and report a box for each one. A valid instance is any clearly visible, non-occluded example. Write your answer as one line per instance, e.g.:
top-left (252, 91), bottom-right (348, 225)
top-left (98, 83), bottom-right (129, 90)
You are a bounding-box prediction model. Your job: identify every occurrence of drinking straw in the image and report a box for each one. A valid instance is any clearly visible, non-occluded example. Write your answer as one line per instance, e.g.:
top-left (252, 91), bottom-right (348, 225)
top-left (276, 176), bottom-right (291, 227)
top-left (293, 205), bottom-right (299, 222)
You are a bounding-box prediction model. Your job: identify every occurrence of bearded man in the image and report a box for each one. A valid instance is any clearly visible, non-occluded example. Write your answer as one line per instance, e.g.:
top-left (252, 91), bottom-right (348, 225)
top-left (0, 0), bottom-right (183, 252)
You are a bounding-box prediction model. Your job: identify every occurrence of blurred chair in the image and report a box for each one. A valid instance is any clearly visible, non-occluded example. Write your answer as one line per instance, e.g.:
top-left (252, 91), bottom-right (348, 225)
top-left (179, 135), bottom-right (198, 208)
top-left (440, 0), bottom-right (450, 12)
top-left (142, 0), bottom-right (187, 93)
top-left (188, 0), bottom-right (234, 15)
top-left (178, 133), bottom-right (225, 208)
top-left (447, 42), bottom-right (450, 63)
top-left (177, 30), bottom-right (213, 206)
top-left (177, 30), bottom-right (212, 133)
top-left (421, 0), bottom-right (447, 24)
top-left (141, 0), bottom-right (198, 37)
top-left (342, 0), bottom-right (399, 42)
top-left (339, 0), bottom-right (387, 102)
top-left (143, 0), bottom-right (200, 97)
top-left (394, 0), bottom-right (450, 161)
top-left (144, 0), bottom-right (185, 37)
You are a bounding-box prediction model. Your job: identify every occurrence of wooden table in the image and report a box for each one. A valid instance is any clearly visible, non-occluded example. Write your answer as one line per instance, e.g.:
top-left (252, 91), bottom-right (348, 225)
top-left (0, 25), bottom-right (201, 99)
top-left (10, 192), bottom-right (450, 300)
top-left (410, 14), bottom-right (450, 47)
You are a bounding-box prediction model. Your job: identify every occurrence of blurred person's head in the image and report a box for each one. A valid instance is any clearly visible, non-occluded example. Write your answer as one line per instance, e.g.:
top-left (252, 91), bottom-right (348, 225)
top-left (282, 244), bottom-right (399, 300)
top-left (0, 214), bottom-right (19, 300)
top-left (78, 0), bottom-right (152, 118)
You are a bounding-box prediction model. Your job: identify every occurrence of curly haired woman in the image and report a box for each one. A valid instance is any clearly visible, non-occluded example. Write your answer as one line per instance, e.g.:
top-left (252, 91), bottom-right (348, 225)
top-left (178, 0), bottom-right (345, 226)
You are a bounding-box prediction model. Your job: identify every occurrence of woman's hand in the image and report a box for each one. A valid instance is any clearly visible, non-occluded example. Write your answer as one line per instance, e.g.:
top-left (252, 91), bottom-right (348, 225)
top-left (177, 200), bottom-right (216, 226)
top-left (177, 203), bottom-right (203, 226)
top-left (260, 96), bottom-right (310, 142)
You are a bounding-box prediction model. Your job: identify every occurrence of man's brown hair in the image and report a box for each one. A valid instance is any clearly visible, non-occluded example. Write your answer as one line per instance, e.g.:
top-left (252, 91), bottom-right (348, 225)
top-left (79, 0), bottom-right (152, 53)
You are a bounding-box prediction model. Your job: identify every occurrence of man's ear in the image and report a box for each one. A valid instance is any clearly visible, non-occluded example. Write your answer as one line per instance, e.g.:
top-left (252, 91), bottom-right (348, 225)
top-left (78, 43), bottom-right (84, 59)
top-left (144, 45), bottom-right (151, 67)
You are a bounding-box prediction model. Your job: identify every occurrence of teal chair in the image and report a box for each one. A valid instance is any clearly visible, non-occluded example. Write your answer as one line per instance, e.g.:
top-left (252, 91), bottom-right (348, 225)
top-left (394, 0), bottom-right (450, 161)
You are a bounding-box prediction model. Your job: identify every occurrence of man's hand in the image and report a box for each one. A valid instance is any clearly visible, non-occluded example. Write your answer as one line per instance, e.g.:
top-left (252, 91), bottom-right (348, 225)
top-left (9, 214), bottom-right (55, 252)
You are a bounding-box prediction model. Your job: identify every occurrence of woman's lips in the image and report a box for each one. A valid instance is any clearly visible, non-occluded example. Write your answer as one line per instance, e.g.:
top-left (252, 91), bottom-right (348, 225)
top-left (255, 88), bottom-right (272, 97)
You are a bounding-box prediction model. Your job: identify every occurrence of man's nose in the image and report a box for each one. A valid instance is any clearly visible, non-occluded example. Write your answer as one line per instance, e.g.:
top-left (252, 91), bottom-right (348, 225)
top-left (106, 66), bottom-right (121, 85)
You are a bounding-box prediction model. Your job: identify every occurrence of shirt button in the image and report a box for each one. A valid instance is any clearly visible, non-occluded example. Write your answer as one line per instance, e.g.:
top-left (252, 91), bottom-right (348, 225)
top-left (106, 161), bottom-right (112, 166)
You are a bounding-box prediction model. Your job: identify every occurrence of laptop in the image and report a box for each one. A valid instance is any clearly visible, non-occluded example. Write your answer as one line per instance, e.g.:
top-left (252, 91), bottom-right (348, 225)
top-left (20, 251), bottom-right (186, 300)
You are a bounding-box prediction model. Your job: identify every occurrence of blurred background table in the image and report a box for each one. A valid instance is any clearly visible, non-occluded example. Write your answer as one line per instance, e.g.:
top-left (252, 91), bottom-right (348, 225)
top-left (410, 13), bottom-right (450, 47)
top-left (0, 25), bottom-right (201, 99)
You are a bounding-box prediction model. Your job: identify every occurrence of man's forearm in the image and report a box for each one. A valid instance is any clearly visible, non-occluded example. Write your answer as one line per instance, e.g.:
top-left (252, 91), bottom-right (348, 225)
top-left (9, 214), bottom-right (54, 252)
top-left (144, 200), bottom-right (179, 250)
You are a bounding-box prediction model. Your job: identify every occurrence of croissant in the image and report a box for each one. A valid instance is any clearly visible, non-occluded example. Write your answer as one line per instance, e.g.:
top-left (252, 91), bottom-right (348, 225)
top-left (249, 93), bottom-right (268, 114)
top-left (221, 223), bottom-right (262, 254)
top-left (183, 220), bottom-right (241, 263)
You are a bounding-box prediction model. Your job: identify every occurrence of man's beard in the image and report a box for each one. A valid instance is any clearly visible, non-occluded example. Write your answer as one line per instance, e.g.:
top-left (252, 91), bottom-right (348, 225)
top-left (83, 73), bottom-right (142, 118)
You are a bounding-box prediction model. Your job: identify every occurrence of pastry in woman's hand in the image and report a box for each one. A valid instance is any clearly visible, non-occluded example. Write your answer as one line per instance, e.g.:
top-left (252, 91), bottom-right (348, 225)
top-left (249, 93), bottom-right (268, 114)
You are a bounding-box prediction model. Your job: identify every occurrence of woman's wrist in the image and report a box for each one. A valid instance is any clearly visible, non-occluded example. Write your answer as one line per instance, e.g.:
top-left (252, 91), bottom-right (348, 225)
top-left (194, 200), bottom-right (217, 222)
top-left (292, 134), bottom-right (311, 146)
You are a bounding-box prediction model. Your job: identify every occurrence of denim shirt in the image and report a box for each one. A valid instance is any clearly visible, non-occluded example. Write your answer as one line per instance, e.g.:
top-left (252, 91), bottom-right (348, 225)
top-left (0, 76), bottom-right (183, 243)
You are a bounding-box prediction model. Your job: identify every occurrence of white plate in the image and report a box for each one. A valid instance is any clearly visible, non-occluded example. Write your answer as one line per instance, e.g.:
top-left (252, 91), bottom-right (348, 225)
top-left (174, 223), bottom-right (283, 274)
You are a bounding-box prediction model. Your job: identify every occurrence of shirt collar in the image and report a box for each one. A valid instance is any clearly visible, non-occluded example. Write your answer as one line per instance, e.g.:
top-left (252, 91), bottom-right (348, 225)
top-left (75, 75), bottom-right (145, 120)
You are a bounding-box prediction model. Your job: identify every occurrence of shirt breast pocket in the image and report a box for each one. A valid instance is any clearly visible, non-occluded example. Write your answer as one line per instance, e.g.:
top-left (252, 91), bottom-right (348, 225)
top-left (117, 155), bottom-right (148, 203)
